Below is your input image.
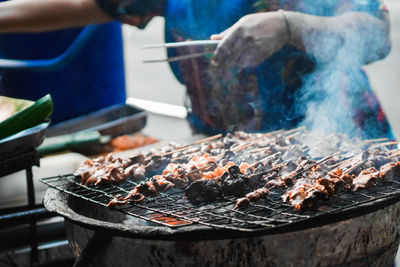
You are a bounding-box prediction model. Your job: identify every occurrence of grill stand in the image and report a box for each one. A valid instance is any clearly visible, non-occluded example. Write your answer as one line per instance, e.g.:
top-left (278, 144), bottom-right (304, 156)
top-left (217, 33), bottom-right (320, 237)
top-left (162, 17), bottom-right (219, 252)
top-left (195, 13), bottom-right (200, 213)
top-left (44, 188), bottom-right (400, 267)
top-left (26, 167), bottom-right (39, 264)
top-left (72, 230), bottom-right (111, 267)
top-left (0, 149), bottom-right (41, 266)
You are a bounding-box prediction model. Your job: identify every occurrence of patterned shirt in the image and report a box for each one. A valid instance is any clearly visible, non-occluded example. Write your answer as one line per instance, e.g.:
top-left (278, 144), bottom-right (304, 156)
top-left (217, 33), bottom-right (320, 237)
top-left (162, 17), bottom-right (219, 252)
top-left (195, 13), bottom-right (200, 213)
top-left (95, 0), bottom-right (394, 140)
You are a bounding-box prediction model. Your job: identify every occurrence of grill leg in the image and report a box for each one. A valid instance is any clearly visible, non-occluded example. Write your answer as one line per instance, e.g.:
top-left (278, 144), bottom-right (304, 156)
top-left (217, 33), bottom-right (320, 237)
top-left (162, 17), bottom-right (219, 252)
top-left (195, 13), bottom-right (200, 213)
top-left (73, 231), bottom-right (111, 267)
top-left (26, 167), bottom-right (39, 266)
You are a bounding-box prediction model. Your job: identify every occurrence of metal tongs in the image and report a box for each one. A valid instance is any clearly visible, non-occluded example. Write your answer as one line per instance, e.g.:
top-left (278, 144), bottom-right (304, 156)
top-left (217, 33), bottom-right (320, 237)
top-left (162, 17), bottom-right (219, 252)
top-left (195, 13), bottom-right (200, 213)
top-left (142, 40), bottom-right (220, 63)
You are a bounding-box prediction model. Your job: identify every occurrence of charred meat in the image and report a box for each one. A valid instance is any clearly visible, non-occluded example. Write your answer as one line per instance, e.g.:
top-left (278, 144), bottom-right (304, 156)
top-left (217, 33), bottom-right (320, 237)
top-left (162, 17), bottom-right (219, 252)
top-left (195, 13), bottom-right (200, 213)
top-left (234, 187), bottom-right (269, 209)
top-left (221, 165), bottom-right (250, 197)
top-left (185, 179), bottom-right (223, 204)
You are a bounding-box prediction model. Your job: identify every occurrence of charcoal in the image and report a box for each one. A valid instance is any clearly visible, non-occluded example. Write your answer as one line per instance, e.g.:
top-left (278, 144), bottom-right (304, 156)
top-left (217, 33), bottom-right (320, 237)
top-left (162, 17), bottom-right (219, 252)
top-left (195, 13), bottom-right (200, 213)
top-left (222, 177), bottom-right (249, 197)
top-left (218, 165), bottom-right (250, 196)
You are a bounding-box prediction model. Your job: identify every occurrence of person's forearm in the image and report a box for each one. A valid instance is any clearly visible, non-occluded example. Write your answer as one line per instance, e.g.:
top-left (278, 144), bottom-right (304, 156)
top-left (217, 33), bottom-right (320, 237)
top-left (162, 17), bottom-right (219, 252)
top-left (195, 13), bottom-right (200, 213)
top-left (285, 11), bottom-right (391, 65)
top-left (0, 0), bottom-right (112, 33)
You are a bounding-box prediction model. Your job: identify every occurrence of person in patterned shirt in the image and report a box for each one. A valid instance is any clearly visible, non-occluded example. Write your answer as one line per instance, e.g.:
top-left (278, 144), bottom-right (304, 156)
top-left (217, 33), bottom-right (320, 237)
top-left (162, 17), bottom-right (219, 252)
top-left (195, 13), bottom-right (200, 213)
top-left (0, 0), bottom-right (393, 140)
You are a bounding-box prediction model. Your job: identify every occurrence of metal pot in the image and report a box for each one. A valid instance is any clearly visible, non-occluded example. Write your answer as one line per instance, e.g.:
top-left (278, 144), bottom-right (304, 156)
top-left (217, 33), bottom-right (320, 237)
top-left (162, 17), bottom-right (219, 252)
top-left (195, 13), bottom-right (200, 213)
top-left (44, 188), bottom-right (400, 267)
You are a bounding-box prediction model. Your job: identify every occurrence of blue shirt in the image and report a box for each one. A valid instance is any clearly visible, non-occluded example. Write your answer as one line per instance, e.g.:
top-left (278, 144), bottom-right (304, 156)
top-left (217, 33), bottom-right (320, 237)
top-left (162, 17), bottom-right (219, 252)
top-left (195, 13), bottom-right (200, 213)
top-left (96, 0), bottom-right (394, 140)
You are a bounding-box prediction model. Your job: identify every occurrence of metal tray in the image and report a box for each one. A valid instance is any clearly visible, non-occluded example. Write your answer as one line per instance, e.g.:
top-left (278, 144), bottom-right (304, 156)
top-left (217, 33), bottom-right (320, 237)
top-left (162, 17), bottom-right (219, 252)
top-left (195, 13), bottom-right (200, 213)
top-left (46, 104), bottom-right (147, 137)
top-left (0, 122), bottom-right (48, 160)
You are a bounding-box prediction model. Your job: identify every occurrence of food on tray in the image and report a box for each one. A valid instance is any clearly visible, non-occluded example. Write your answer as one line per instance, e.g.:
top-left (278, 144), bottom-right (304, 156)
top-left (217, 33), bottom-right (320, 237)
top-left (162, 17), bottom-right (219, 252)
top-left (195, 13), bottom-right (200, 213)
top-left (76, 133), bottom-right (158, 156)
top-left (0, 95), bottom-right (33, 122)
top-left (109, 134), bottom-right (158, 151)
top-left (0, 94), bottom-right (53, 140)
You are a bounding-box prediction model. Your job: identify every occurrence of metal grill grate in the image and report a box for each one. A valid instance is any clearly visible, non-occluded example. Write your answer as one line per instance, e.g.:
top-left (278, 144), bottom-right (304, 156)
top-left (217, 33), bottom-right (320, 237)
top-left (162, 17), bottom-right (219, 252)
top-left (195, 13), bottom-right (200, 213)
top-left (41, 174), bottom-right (400, 232)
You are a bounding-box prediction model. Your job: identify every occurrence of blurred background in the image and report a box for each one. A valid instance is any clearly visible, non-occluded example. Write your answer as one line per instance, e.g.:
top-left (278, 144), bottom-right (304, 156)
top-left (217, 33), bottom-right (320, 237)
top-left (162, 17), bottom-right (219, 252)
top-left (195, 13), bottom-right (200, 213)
top-left (122, 0), bottom-right (400, 140)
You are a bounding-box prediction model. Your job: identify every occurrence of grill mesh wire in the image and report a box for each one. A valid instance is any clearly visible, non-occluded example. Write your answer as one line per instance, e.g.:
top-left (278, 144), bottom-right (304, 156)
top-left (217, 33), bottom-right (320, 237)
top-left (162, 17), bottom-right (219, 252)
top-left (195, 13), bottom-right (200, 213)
top-left (41, 174), bottom-right (400, 231)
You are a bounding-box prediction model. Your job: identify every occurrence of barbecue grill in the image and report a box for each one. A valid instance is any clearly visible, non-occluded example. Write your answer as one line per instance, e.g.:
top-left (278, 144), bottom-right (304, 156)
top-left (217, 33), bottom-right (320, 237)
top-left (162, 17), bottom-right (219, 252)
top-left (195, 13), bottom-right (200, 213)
top-left (39, 127), bottom-right (400, 266)
top-left (43, 170), bottom-right (400, 266)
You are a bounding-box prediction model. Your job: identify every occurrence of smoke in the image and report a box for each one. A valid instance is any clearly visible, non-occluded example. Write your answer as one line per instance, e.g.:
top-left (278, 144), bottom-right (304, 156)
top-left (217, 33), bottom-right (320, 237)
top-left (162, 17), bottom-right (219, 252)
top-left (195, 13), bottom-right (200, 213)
top-left (297, 1), bottom-right (391, 140)
top-left (164, 0), bottom-right (392, 139)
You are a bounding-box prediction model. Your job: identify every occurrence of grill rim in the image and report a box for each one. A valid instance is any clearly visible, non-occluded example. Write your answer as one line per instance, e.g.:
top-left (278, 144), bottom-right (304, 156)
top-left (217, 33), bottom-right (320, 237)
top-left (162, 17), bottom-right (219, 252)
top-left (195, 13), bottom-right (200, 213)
top-left (44, 187), bottom-right (400, 241)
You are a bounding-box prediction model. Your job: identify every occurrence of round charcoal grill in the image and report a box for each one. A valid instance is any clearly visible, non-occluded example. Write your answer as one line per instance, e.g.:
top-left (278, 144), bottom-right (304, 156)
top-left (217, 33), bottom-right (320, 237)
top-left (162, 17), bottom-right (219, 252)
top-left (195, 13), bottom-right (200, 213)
top-left (43, 173), bottom-right (400, 267)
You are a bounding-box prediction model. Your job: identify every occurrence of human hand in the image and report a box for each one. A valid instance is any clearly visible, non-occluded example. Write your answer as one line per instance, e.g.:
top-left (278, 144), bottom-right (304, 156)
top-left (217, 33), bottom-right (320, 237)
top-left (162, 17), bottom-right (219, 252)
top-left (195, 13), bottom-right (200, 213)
top-left (211, 11), bottom-right (290, 69)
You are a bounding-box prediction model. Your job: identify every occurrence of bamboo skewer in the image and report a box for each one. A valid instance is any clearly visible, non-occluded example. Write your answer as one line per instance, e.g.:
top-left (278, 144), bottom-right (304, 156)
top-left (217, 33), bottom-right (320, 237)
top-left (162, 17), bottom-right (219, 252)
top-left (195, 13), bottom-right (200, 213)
top-left (248, 163), bottom-right (287, 179)
top-left (231, 142), bottom-right (256, 153)
top-left (285, 131), bottom-right (302, 140)
top-left (257, 152), bottom-right (281, 164)
top-left (184, 164), bottom-right (215, 176)
top-left (215, 152), bottom-right (226, 161)
top-left (160, 133), bottom-right (223, 157)
top-left (284, 126), bottom-right (306, 136)
top-left (328, 146), bottom-right (400, 171)
top-left (329, 158), bottom-right (351, 170)
top-left (390, 148), bottom-right (400, 153)
top-left (247, 131), bottom-right (303, 154)
top-left (390, 152), bottom-right (400, 159)
top-left (302, 133), bottom-right (335, 153)
top-left (343, 159), bottom-right (368, 175)
top-left (165, 127), bottom-right (305, 161)
top-left (264, 129), bottom-right (284, 137)
top-left (235, 131), bottom-right (286, 152)
top-left (160, 145), bottom-right (196, 157)
top-left (327, 151), bottom-right (363, 170)
top-left (291, 152), bottom-right (341, 179)
top-left (363, 137), bottom-right (389, 144)
top-left (336, 155), bottom-right (361, 170)
top-left (370, 141), bottom-right (398, 148)
top-left (193, 134), bottom-right (223, 144)
top-left (249, 147), bottom-right (270, 154)
top-left (146, 134), bottom-right (224, 162)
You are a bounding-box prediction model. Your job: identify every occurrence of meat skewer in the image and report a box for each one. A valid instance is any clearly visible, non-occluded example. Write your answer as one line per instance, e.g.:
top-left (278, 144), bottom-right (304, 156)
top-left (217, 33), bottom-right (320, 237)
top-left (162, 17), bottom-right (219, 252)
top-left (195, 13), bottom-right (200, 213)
top-left (343, 159), bottom-right (368, 175)
top-left (159, 133), bottom-right (223, 157)
top-left (290, 152), bottom-right (340, 179)
top-left (234, 187), bottom-right (269, 210)
top-left (353, 161), bottom-right (400, 190)
top-left (72, 128), bottom-right (400, 212)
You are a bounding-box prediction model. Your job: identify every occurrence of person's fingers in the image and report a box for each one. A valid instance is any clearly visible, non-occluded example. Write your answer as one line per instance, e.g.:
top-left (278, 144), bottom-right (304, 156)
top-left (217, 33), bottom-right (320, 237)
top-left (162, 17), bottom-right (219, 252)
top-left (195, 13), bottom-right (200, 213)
top-left (212, 29), bottom-right (245, 68)
top-left (210, 26), bottom-right (233, 40)
top-left (212, 40), bottom-right (234, 67)
top-left (210, 33), bottom-right (223, 40)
